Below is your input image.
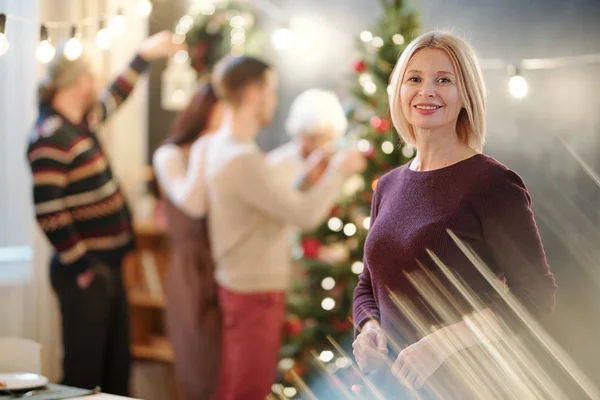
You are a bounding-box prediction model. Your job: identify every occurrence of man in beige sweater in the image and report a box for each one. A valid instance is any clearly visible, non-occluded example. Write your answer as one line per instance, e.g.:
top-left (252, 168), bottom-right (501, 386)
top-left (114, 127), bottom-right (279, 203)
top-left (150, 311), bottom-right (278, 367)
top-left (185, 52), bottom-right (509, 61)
top-left (205, 55), bottom-right (365, 399)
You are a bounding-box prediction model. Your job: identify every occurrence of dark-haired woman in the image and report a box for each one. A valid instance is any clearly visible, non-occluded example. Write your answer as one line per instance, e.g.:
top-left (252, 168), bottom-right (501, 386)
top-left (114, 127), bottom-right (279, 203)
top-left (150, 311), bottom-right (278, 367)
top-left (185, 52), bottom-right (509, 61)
top-left (152, 82), bottom-right (224, 400)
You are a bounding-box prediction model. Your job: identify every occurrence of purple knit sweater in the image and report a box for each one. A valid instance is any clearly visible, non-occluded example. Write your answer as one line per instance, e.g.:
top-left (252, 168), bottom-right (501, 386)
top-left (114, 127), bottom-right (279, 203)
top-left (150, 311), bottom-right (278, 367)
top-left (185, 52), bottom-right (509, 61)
top-left (353, 154), bottom-right (557, 350)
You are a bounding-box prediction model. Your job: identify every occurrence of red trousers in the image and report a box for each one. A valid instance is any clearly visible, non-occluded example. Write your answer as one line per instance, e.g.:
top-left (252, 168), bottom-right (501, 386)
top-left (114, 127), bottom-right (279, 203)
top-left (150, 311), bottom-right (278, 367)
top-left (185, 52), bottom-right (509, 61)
top-left (213, 285), bottom-right (285, 400)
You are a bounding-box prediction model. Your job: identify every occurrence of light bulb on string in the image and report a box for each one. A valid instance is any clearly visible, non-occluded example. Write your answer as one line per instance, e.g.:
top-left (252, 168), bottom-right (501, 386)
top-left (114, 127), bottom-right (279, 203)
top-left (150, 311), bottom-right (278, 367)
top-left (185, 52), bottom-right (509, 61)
top-left (327, 217), bottom-right (343, 232)
top-left (343, 223), bottom-right (357, 237)
top-left (0, 13), bottom-right (9, 56)
top-left (282, 387), bottom-right (297, 398)
top-left (351, 261), bottom-right (364, 275)
top-left (271, 27), bottom-right (292, 50)
top-left (371, 36), bottom-right (384, 48)
top-left (507, 64), bottom-right (528, 99)
top-left (96, 21), bottom-right (111, 50)
top-left (174, 50), bottom-right (189, 64)
top-left (360, 30), bottom-right (372, 42)
top-left (64, 26), bottom-right (82, 61)
top-left (321, 297), bottom-right (335, 311)
top-left (392, 34), bottom-right (405, 45)
top-left (321, 277), bottom-right (336, 291)
top-left (109, 9), bottom-right (126, 36)
top-left (319, 350), bottom-right (334, 363)
top-left (36, 25), bottom-right (55, 64)
top-left (135, 0), bottom-right (153, 17)
top-left (176, 16), bottom-right (193, 35)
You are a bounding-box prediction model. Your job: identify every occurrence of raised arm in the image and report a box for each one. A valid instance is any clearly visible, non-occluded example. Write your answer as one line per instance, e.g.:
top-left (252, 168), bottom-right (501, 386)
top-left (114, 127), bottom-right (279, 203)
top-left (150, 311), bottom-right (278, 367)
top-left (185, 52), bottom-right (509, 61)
top-left (228, 150), bottom-right (364, 231)
top-left (90, 31), bottom-right (185, 125)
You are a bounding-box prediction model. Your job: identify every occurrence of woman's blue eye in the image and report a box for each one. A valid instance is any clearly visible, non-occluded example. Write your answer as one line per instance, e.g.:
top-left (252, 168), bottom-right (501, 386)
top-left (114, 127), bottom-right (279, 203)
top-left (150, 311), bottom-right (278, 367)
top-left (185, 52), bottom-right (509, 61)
top-left (438, 77), bottom-right (451, 83)
top-left (407, 76), bottom-right (420, 82)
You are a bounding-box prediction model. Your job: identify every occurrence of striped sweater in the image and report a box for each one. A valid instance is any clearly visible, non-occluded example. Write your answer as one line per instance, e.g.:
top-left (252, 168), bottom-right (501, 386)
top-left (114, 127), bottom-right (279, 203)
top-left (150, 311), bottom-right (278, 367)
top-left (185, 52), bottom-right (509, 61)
top-left (27, 55), bottom-right (149, 275)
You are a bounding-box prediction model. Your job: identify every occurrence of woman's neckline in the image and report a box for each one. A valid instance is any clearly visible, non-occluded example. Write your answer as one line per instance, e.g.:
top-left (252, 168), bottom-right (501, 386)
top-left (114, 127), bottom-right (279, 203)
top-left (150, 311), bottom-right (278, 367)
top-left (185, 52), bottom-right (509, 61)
top-left (406, 153), bottom-right (484, 174)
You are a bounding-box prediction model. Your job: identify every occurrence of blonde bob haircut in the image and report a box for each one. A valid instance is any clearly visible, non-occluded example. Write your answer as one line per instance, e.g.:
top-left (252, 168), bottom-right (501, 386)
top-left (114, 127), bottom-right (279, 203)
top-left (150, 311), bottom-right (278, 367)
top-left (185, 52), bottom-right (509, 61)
top-left (389, 30), bottom-right (486, 152)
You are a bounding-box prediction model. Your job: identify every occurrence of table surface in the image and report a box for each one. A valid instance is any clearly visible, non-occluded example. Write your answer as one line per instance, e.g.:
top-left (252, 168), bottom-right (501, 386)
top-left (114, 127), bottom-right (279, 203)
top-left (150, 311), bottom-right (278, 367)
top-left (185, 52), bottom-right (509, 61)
top-left (72, 394), bottom-right (140, 399)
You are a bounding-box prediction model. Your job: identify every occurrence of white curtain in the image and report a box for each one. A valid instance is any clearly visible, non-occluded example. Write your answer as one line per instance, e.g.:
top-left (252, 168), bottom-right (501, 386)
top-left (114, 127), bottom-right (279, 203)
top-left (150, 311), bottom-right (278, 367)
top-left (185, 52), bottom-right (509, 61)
top-left (0, 0), bottom-right (149, 383)
top-left (0, 0), bottom-right (62, 381)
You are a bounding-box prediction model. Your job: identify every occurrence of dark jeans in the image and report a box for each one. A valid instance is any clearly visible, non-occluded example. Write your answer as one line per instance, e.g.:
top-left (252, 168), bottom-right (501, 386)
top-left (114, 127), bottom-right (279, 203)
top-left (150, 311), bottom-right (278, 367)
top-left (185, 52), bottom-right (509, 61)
top-left (50, 262), bottom-right (130, 396)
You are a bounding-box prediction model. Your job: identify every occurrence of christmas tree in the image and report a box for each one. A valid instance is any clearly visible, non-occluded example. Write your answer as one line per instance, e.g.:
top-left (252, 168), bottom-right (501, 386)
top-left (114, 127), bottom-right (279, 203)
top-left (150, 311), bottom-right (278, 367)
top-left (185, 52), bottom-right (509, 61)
top-left (274, 0), bottom-right (420, 398)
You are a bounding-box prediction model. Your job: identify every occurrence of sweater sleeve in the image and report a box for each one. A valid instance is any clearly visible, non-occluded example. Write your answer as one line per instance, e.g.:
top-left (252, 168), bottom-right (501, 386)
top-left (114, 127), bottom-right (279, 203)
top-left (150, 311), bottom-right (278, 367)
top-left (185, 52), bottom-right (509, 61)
top-left (481, 169), bottom-right (557, 328)
top-left (153, 139), bottom-right (208, 218)
top-left (352, 178), bottom-right (384, 336)
top-left (226, 153), bottom-right (345, 231)
top-left (27, 136), bottom-right (90, 275)
top-left (92, 54), bottom-right (150, 124)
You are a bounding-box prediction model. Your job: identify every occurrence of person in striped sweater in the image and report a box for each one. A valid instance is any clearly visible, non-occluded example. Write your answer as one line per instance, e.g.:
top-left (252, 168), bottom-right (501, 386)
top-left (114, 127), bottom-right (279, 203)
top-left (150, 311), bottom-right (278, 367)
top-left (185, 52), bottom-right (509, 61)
top-left (26, 31), bottom-right (183, 395)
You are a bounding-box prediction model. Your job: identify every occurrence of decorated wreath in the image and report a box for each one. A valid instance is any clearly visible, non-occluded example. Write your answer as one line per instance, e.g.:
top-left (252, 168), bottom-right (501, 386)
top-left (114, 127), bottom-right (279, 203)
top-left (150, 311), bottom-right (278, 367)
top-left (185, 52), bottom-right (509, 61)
top-left (179, 0), bottom-right (264, 75)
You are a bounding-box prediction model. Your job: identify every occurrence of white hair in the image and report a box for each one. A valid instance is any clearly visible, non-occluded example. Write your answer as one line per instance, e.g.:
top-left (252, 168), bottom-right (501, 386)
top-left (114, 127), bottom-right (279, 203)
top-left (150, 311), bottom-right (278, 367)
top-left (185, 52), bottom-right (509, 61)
top-left (285, 88), bottom-right (348, 138)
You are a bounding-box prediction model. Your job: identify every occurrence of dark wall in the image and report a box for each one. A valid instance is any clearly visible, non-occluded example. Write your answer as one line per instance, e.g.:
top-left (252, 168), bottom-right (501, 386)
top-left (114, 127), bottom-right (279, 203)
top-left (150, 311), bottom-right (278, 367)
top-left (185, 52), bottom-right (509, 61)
top-left (147, 0), bottom-right (600, 385)
top-left (147, 0), bottom-right (189, 156)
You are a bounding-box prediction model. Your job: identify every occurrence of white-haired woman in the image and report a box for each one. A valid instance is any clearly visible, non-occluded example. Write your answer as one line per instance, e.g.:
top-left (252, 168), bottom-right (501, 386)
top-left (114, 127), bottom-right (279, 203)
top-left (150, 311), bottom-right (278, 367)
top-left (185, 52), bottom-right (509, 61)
top-left (352, 31), bottom-right (557, 397)
top-left (267, 88), bottom-right (348, 188)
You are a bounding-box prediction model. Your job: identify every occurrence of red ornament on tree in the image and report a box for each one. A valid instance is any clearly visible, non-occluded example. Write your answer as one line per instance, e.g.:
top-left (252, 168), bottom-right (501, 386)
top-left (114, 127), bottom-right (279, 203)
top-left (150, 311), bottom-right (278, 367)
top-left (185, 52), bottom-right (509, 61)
top-left (330, 316), bottom-right (353, 332)
top-left (353, 59), bottom-right (367, 73)
top-left (301, 237), bottom-right (322, 259)
top-left (365, 146), bottom-right (375, 159)
top-left (285, 315), bottom-right (304, 337)
top-left (370, 116), bottom-right (391, 132)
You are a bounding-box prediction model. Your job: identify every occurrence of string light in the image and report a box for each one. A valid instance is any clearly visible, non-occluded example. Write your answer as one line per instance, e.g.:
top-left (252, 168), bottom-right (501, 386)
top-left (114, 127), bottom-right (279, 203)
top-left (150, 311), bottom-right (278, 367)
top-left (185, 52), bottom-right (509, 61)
top-left (321, 297), bottom-right (335, 310)
top-left (393, 33), bottom-right (405, 45)
top-left (271, 27), bottom-right (292, 50)
top-left (362, 81), bottom-right (377, 95)
top-left (381, 141), bottom-right (394, 154)
top-left (371, 36), bottom-right (384, 48)
top-left (200, 3), bottom-right (216, 15)
top-left (363, 216), bottom-right (371, 230)
top-left (64, 26), bottom-right (82, 61)
top-left (360, 30), bottom-right (372, 42)
top-left (109, 9), bottom-right (126, 36)
top-left (230, 15), bottom-right (246, 28)
top-left (357, 139), bottom-right (371, 152)
top-left (351, 261), bottom-right (364, 275)
top-left (271, 384), bottom-right (284, 395)
top-left (319, 350), bottom-right (334, 362)
top-left (321, 277), bottom-right (336, 290)
top-left (0, 13), bottom-right (9, 56)
top-left (327, 217), bottom-right (343, 232)
top-left (358, 73), bottom-right (372, 86)
top-left (36, 25), bottom-right (55, 64)
top-left (174, 49), bottom-right (189, 64)
top-left (336, 357), bottom-right (351, 368)
top-left (343, 223), bottom-right (357, 237)
top-left (96, 20), bottom-right (111, 50)
top-left (282, 387), bottom-right (297, 398)
top-left (278, 358), bottom-right (295, 370)
top-left (231, 29), bottom-right (246, 46)
top-left (135, 0), bottom-right (153, 18)
top-left (402, 145), bottom-right (415, 158)
top-left (176, 15), bottom-right (193, 35)
top-left (507, 65), bottom-right (528, 99)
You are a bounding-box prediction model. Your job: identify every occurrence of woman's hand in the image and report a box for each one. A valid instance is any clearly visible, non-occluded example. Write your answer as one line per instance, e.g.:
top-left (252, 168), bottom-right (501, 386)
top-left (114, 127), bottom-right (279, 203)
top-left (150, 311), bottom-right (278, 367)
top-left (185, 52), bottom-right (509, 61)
top-left (352, 321), bottom-right (389, 373)
top-left (331, 149), bottom-right (366, 177)
top-left (391, 333), bottom-right (451, 390)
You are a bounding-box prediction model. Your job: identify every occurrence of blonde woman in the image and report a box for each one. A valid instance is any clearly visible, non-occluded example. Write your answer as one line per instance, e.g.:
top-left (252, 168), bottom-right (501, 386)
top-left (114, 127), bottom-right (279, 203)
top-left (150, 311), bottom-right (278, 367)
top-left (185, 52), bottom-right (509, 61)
top-left (352, 31), bottom-right (557, 397)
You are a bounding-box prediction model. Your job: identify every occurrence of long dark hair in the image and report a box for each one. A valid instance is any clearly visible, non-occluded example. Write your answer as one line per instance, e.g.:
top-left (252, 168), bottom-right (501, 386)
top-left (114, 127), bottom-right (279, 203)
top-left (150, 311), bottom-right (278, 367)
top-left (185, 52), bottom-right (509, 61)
top-left (163, 82), bottom-right (219, 146)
